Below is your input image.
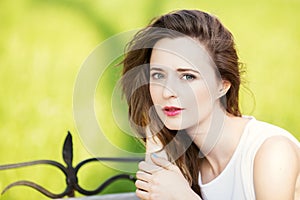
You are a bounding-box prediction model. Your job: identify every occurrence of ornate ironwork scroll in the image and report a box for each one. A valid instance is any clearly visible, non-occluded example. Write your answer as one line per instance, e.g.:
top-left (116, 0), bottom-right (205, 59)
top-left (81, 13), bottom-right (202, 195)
top-left (0, 132), bottom-right (143, 198)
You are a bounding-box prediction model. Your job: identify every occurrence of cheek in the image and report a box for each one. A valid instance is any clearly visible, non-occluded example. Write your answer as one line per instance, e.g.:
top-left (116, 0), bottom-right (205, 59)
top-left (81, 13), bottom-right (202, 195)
top-left (196, 87), bottom-right (212, 104)
top-left (149, 84), bottom-right (161, 104)
top-left (189, 82), bottom-right (213, 111)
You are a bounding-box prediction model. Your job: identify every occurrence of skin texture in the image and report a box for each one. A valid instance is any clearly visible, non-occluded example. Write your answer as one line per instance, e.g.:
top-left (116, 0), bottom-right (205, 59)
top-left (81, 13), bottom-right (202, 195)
top-left (149, 37), bottom-right (222, 133)
top-left (136, 155), bottom-right (201, 200)
top-left (254, 136), bottom-right (300, 200)
top-left (135, 37), bottom-right (300, 200)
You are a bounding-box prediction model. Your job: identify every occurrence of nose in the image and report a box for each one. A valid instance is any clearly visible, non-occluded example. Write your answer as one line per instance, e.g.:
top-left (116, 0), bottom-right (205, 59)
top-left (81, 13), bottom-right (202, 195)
top-left (162, 80), bottom-right (178, 99)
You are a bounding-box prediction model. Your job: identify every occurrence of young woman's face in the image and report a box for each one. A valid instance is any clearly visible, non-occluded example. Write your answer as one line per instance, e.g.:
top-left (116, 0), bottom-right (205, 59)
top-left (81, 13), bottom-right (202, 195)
top-left (149, 37), bottom-right (222, 131)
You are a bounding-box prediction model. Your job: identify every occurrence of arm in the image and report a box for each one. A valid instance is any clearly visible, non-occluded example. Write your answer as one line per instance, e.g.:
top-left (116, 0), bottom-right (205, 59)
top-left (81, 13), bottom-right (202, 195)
top-left (254, 136), bottom-right (300, 200)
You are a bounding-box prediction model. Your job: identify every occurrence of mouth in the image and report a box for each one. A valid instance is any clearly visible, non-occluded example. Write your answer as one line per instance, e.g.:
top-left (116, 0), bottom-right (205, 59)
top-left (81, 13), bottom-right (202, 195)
top-left (162, 106), bottom-right (184, 117)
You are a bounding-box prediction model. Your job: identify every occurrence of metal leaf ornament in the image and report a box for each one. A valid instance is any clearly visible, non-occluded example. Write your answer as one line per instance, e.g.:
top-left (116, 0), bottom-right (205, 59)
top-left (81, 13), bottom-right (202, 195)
top-left (0, 131), bottom-right (143, 198)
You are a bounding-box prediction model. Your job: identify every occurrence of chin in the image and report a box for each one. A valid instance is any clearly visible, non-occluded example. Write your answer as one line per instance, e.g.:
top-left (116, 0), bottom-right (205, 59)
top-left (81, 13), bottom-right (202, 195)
top-left (164, 123), bottom-right (186, 131)
top-left (165, 126), bottom-right (180, 131)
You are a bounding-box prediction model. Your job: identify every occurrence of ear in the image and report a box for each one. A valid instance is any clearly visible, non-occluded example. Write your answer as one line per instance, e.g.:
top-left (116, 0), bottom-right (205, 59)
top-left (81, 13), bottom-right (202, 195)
top-left (217, 80), bottom-right (231, 98)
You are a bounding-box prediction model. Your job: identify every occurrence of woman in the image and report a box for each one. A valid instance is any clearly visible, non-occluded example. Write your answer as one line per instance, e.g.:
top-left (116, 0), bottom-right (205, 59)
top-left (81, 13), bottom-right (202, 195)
top-left (121, 9), bottom-right (300, 200)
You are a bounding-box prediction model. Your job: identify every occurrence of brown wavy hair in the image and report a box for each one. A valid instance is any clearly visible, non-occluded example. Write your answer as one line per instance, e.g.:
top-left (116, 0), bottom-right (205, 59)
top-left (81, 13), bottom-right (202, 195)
top-left (121, 9), bottom-right (242, 196)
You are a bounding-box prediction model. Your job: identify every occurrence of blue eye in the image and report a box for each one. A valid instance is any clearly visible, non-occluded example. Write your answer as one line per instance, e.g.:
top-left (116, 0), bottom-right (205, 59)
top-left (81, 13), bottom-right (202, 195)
top-left (182, 74), bottom-right (196, 81)
top-left (152, 73), bottom-right (165, 80)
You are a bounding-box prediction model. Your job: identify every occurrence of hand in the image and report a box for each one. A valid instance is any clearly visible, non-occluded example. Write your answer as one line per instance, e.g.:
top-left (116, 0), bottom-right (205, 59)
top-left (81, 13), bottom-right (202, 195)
top-left (135, 154), bottom-right (201, 200)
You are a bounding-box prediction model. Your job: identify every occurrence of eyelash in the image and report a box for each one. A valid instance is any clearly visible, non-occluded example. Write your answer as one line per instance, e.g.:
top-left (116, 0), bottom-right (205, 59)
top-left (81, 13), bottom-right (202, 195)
top-left (181, 73), bottom-right (196, 81)
top-left (150, 72), bottom-right (197, 81)
top-left (151, 72), bottom-right (165, 80)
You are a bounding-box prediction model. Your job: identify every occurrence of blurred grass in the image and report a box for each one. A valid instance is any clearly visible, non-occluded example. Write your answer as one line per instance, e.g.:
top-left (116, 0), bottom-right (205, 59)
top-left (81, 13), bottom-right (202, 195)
top-left (0, 0), bottom-right (299, 199)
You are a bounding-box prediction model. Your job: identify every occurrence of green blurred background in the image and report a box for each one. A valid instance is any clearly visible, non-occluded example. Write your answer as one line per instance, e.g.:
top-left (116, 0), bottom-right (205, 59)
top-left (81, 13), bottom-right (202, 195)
top-left (0, 0), bottom-right (299, 199)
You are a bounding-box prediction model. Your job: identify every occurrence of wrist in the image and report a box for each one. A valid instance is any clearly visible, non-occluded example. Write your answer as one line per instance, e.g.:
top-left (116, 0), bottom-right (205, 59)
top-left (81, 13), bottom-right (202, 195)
top-left (179, 187), bottom-right (202, 200)
top-left (189, 191), bottom-right (202, 200)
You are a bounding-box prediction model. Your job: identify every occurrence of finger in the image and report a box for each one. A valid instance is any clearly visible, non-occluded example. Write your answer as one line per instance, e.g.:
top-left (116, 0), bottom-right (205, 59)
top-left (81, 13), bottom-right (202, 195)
top-left (136, 188), bottom-right (150, 200)
top-left (150, 153), bottom-right (178, 171)
top-left (136, 170), bottom-right (152, 182)
top-left (135, 179), bottom-right (150, 192)
top-left (138, 161), bottom-right (162, 174)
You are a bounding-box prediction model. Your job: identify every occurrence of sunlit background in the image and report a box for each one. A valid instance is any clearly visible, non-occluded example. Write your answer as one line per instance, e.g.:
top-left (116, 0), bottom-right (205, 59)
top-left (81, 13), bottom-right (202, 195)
top-left (0, 0), bottom-right (299, 199)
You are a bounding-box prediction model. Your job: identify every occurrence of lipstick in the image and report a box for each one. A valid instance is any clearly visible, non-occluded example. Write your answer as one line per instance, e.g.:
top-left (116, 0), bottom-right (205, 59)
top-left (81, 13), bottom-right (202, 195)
top-left (163, 106), bottom-right (183, 117)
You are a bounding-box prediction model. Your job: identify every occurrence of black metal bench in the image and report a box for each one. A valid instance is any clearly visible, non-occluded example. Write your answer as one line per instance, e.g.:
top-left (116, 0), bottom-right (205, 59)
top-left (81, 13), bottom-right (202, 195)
top-left (0, 132), bottom-right (143, 199)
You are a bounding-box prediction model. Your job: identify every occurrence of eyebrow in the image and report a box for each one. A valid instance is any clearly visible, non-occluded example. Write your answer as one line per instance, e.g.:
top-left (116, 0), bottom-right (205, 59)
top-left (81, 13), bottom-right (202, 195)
top-left (176, 68), bottom-right (201, 74)
top-left (150, 67), bottom-right (200, 74)
top-left (150, 67), bottom-right (164, 72)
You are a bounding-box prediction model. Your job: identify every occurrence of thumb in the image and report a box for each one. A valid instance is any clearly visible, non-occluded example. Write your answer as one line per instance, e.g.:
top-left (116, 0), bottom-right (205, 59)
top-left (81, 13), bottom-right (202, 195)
top-left (151, 153), bottom-right (177, 171)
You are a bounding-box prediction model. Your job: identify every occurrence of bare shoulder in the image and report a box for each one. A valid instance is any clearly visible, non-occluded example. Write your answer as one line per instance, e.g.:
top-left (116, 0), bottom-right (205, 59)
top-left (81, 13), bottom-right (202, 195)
top-left (254, 135), bottom-right (300, 200)
top-left (255, 135), bottom-right (300, 166)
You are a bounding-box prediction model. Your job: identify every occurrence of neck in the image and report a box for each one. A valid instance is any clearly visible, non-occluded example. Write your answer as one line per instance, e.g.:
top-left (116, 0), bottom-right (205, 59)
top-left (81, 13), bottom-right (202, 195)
top-left (186, 105), bottom-right (226, 157)
top-left (186, 108), bottom-right (249, 177)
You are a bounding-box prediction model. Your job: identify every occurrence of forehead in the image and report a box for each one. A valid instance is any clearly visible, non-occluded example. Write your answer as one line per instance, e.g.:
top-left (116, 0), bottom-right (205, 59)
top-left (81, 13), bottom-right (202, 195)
top-left (150, 37), bottom-right (215, 71)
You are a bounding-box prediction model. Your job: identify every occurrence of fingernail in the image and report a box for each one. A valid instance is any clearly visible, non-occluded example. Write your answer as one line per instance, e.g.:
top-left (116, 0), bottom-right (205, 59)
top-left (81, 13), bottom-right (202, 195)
top-left (151, 153), bottom-right (158, 158)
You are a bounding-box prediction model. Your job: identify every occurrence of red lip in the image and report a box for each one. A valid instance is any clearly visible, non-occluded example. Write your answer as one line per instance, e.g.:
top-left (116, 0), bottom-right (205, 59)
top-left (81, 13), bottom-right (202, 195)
top-left (163, 106), bottom-right (184, 117)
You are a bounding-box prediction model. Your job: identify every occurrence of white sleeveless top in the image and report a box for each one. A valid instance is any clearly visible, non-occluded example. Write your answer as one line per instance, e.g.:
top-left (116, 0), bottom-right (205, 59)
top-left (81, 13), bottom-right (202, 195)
top-left (198, 117), bottom-right (300, 200)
